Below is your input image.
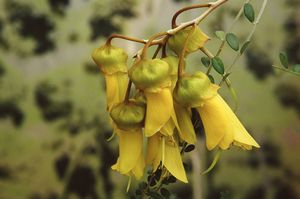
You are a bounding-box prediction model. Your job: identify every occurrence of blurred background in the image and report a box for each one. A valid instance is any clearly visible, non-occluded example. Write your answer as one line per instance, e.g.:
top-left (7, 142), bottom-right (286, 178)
top-left (0, 0), bottom-right (300, 198)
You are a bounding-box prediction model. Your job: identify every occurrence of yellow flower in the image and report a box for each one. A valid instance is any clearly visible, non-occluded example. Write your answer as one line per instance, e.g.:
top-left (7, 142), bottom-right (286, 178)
top-left (110, 101), bottom-right (146, 179)
top-left (197, 94), bottom-right (260, 150)
top-left (146, 133), bottom-right (188, 183)
top-left (129, 59), bottom-right (180, 137)
top-left (92, 45), bottom-right (129, 111)
top-left (111, 129), bottom-right (145, 179)
top-left (174, 71), bottom-right (260, 150)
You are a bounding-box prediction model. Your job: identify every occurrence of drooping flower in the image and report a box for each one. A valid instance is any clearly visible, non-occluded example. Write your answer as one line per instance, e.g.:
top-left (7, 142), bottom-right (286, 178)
top-left (146, 133), bottom-right (188, 183)
top-left (167, 26), bottom-right (209, 56)
top-left (92, 45), bottom-right (129, 111)
top-left (110, 101), bottom-right (146, 179)
top-left (174, 71), bottom-right (260, 150)
top-left (129, 58), bottom-right (180, 137)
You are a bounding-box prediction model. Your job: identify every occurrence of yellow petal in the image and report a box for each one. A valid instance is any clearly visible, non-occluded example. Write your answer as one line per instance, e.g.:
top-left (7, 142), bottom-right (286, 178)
top-left (144, 88), bottom-right (173, 137)
top-left (131, 152), bottom-right (145, 180)
top-left (116, 72), bottom-right (129, 103)
top-left (118, 129), bottom-right (143, 174)
top-left (104, 73), bottom-right (128, 111)
top-left (174, 102), bottom-right (196, 144)
top-left (146, 134), bottom-right (161, 170)
top-left (197, 94), bottom-right (259, 150)
top-left (104, 74), bottom-right (118, 111)
top-left (164, 140), bottom-right (188, 183)
top-left (196, 97), bottom-right (226, 150)
top-left (160, 119), bottom-right (175, 136)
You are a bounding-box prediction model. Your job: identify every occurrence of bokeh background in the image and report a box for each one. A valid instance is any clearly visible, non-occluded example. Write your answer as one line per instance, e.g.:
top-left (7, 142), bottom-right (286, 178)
top-left (0, 0), bottom-right (300, 198)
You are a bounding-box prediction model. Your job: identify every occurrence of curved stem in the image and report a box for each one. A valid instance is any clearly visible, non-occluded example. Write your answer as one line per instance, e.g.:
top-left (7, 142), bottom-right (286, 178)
top-left (273, 65), bottom-right (300, 76)
top-left (152, 44), bottom-right (162, 59)
top-left (124, 80), bottom-right (132, 103)
top-left (168, 0), bottom-right (228, 35)
top-left (106, 34), bottom-right (147, 46)
top-left (171, 4), bottom-right (211, 28)
top-left (178, 25), bottom-right (196, 77)
top-left (141, 32), bottom-right (167, 59)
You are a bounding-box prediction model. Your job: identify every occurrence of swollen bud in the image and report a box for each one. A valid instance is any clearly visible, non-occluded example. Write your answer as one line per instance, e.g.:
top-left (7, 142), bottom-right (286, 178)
top-left (174, 71), bottom-right (219, 107)
top-left (167, 26), bottom-right (209, 56)
top-left (92, 45), bottom-right (128, 74)
top-left (129, 59), bottom-right (171, 92)
top-left (110, 101), bottom-right (145, 130)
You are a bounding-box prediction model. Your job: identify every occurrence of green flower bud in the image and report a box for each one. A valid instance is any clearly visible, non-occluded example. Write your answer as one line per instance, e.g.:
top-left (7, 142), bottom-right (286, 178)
top-left (129, 59), bottom-right (171, 92)
top-left (110, 101), bottom-right (145, 130)
top-left (167, 26), bottom-right (209, 56)
top-left (92, 45), bottom-right (128, 74)
top-left (174, 71), bottom-right (218, 107)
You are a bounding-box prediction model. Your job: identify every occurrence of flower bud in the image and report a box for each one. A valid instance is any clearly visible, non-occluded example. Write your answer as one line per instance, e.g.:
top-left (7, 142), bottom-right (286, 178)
top-left (129, 59), bottom-right (171, 92)
top-left (110, 101), bottom-right (145, 130)
top-left (174, 71), bottom-right (218, 107)
top-left (92, 45), bottom-right (128, 74)
top-left (167, 26), bottom-right (209, 56)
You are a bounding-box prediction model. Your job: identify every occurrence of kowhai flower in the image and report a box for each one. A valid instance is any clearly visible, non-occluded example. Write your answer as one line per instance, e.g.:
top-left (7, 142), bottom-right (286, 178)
top-left (174, 71), bottom-right (260, 150)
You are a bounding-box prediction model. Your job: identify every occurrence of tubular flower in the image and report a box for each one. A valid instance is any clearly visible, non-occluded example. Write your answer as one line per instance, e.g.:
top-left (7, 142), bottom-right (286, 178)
top-left (92, 45), bottom-right (129, 111)
top-left (110, 101), bottom-right (146, 179)
top-left (174, 71), bottom-right (260, 150)
top-left (146, 133), bottom-right (188, 183)
top-left (167, 26), bottom-right (209, 56)
top-left (129, 58), bottom-right (180, 137)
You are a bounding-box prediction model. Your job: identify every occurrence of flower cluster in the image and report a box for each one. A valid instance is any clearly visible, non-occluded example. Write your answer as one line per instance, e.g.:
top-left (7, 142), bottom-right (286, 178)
top-left (91, 2), bottom-right (259, 186)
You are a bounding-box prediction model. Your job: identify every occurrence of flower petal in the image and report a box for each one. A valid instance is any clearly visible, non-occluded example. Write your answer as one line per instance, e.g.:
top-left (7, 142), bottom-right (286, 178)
top-left (146, 134), bottom-right (161, 171)
top-left (174, 102), bottom-right (196, 144)
top-left (104, 74), bottom-right (118, 110)
top-left (118, 129), bottom-right (143, 174)
top-left (131, 153), bottom-right (145, 180)
top-left (144, 88), bottom-right (173, 137)
top-left (164, 140), bottom-right (188, 183)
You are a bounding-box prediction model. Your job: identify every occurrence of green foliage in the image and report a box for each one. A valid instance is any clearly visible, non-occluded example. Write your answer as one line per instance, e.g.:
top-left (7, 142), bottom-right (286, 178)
top-left (226, 33), bottom-right (240, 51)
top-left (212, 57), bottom-right (225, 74)
top-left (201, 56), bottom-right (211, 67)
top-left (244, 3), bottom-right (255, 23)
top-left (215, 30), bottom-right (226, 41)
top-left (240, 41), bottom-right (251, 54)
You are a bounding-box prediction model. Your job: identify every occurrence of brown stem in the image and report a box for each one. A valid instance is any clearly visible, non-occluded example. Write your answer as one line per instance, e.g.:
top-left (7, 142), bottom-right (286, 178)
top-left (141, 32), bottom-right (168, 59)
top-left (152, 44), bottom-right (162, 59)
top-left (172, 4), bottom-right (211, 28)
top-left (106, 34), bottom-right (147, 46)
top-left (124, 80), bottom-right (132, 103)
top-left (178, 25), bottom-right (196, 77)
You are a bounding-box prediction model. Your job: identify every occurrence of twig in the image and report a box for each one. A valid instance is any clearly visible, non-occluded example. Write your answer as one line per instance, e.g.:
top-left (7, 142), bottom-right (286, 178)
top-left (273, 65), bottom-right (300, 76)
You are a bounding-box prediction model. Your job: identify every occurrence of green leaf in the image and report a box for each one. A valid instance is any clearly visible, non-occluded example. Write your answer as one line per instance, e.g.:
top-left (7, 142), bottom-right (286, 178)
top-left (208, 75), bottom-right (215, 83)
top-left (160, 188), bottom-right (170, 198)
top-left (244, 3), bottom-right (255, 23)
top-left (220, 191), bottom-right (232, 199)
top-left (279, 52), bottom-right (289, 68)
top-left (226, 33), bottom-right (240, 51)
top-left (293, 64), bottom-right (300, 73)
top-left (240, 41), bottom-right (251, 54)
top-left (212, 57), bottom-right (225, 74)
top-left (201, 57), bottom-right (211, 67)
top-left (215, 30), bottom-right (226, 41)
